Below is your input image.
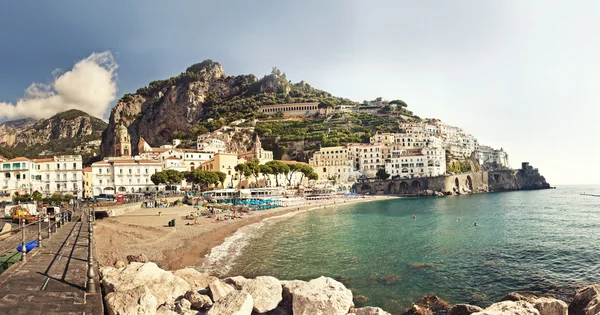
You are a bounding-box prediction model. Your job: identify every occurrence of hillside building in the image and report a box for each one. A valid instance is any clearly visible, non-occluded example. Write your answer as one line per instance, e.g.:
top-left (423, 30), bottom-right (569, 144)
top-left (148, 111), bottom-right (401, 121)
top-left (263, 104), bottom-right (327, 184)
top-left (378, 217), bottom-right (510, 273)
top-left (91, 158), bottom-right (162, 195)
top-left (309, 146), bottom-right (353, 183)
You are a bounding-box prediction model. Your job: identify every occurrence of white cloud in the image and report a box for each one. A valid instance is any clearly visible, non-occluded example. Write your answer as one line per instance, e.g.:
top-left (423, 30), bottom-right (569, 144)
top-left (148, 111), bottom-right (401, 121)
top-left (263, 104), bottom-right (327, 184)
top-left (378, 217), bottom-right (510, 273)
top-left (0, 51), bottom-right (118, 120)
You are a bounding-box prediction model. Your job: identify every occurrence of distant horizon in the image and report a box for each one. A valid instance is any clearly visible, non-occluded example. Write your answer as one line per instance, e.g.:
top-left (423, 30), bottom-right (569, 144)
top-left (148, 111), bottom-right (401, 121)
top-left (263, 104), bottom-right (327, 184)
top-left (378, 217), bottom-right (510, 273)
top-left (1, 0), bottom-right (599, 185)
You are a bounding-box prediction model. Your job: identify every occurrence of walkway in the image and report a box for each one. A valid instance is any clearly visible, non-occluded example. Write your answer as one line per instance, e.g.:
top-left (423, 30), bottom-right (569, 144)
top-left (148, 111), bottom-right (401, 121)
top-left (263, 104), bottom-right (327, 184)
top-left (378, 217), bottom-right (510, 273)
top-left (0, 212), bottom-right (103, 314)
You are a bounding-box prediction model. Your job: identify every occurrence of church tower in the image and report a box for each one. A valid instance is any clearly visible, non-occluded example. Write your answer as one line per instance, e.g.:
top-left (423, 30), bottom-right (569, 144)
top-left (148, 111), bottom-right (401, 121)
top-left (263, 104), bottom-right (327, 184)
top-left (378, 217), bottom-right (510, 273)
top-left (113, 124), bottom-right (132, 157)
top-left (253, 135), bottom-right (263, 160)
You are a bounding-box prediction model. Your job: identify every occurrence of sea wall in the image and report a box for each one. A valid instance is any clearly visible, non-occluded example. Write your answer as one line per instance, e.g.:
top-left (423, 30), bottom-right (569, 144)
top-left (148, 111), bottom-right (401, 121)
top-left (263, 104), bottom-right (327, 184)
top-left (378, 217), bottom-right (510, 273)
top-left (100, 260), bottom-right (599, 315)
top-left (353, 163), bottom-right (551, 196)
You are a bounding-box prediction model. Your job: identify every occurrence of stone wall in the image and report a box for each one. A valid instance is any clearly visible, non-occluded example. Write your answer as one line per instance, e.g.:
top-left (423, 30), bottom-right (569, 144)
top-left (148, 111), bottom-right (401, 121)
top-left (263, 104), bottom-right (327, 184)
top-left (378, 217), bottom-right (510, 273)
top-left (353, 172), bottom-right (489, 196)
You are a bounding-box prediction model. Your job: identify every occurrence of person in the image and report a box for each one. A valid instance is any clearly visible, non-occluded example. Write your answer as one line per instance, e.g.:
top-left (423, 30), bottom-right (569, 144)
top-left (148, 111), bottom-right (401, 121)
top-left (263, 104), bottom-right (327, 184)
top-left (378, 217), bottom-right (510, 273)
top-left (413, 215), bottom-right (416, 219)
top-left (474, 222), bottom-right (477, 226)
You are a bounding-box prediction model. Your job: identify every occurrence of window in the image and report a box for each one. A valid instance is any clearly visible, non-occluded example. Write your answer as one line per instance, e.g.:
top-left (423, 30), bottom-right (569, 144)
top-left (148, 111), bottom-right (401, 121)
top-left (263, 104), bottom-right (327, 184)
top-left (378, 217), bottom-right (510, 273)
top-left (73, 163), bottom-right (77, 169)
top-left (100, 180), bottom-right (103, 184)
top-left (56, 184), bottom-right (60, 189)
top-left (57, 164), bottom-right (60, 170)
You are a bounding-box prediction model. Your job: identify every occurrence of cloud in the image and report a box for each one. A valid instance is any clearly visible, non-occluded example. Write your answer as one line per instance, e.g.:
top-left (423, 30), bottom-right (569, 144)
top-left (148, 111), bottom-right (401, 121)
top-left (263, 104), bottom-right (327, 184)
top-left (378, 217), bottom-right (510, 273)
top-left (0, 51), bottom-right (118, 120)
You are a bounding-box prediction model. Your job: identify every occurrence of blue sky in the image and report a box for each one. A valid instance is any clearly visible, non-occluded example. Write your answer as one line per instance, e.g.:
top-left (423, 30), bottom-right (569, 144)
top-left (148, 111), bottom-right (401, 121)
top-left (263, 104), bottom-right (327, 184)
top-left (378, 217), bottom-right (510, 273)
top-left (1, 0), bottom-right (599, 185)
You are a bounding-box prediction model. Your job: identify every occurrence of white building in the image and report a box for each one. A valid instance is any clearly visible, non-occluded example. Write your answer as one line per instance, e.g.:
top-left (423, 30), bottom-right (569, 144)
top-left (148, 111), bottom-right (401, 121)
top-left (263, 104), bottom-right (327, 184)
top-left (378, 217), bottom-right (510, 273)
top-left (309, 146), bottom-right (353, 183)
top-left (91, 158), bottom-right (163, 196)
top-left (476, 146), bottom-right (510, 169)
top-left (32, 155), bottom-right (83, 197)
top-left (1, 157), bottom-right (37, 196)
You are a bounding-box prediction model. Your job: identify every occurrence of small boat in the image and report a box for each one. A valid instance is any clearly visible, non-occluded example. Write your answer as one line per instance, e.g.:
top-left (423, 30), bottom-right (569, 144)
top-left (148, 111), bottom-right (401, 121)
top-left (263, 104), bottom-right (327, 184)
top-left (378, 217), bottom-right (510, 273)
top-left (16, 240), bottom-right (39, 253)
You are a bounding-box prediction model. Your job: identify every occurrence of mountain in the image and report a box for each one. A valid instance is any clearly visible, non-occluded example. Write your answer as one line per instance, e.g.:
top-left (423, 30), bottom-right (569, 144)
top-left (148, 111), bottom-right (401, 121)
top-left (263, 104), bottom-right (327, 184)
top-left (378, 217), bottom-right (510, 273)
top-left (0, 109), bottom-right (108, 160)
top-left (100, 60), bottom-right (354, 157)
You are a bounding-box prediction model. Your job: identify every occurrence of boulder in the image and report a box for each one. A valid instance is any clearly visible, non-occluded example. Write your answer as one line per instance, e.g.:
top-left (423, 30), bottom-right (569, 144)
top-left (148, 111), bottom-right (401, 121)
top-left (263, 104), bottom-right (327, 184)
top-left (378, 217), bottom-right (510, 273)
top-left (184, 290), bottom-right (213, 310)
top-left (127, 253), bottom-right (149, 263)
top-left (104, 285), bottom-right (158, 315)
top-left (208, 278), bottom-right (235, 302)
top-left (101, 262), bottom-right (191, 306)
top-left (283, 276), bottom-right (353, 315)
top-left (501, 292), bottom-right (536, 302)
top-left (416, 295), bottom-right (451, 314)
top-left (207, 291), bottom-right (254, 315)
top-left (224, 276), bottom-right (282, 313)
top-left (114, 261), bottom-right (127, 269)
top-left (403, 305), bottom-right (433, 315)
top-left (156, 305), bottom-right (178, 315)
top-left (350, 306), bottom-right (392, 315)
top-left (449, 304), bottom-right (484, 315)
top-left (472, 301), bottom-right (540, 315)
top-left (174, 298), bottom-right (191, 314)
top-left (569, 285), bottom-right (600, 315)
top-left (173, 268), bottom-right (218, 292)
top-left (531, 297), bottom-right (567, 315)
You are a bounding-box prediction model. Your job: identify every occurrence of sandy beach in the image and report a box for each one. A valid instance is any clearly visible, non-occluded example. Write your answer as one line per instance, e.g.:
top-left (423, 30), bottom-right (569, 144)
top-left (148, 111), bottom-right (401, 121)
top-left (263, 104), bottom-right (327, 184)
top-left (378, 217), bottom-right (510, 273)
top-left (95, 195), bottom-right (394, 270)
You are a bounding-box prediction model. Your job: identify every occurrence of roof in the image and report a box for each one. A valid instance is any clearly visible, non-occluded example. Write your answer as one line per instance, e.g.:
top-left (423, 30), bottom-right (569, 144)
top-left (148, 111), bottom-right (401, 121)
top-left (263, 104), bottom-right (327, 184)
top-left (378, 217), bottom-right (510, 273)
top-left (151, 148), bottom-right (170, 153)
top-left (166, 156), bottom-right (180, 160)
top-left (7, 157), bottom-right (30, 162)
top-left (82, 167), bottom-right (92, 172)
top-left (32, 158), bottom-right (54, 163)
top-left (277, 160), bottom-right (310, 166)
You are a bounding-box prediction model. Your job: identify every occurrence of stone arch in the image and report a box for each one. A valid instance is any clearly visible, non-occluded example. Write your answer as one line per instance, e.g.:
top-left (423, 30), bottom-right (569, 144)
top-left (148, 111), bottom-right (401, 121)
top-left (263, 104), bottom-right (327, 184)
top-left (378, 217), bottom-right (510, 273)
top-left (375, 184), bottom-right (385, 194)
top-left (400, 181), bottom-right (409, 194)
top-left (411, 180), bottom-right (421, 194)
top-left (118, 187), bottom-right (127, 192)
top-left (360, 184), bottom-right (371, 194)
top-left (455, 177), bottom-right (460, 190)
top-left (466, 175), bottom-right (473, 191)
top-left (435, 160), bottom-right (440, 166)
top-left (388, 182), bottom-right (398, 194)
top-left (427, 160), bottom-right (434, 167)
top-left (94, 188), bottom-right (102, 196)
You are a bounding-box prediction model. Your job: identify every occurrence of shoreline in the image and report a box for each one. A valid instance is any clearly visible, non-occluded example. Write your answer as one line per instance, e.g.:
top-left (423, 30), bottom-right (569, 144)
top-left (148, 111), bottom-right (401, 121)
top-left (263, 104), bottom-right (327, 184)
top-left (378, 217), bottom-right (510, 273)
top-left (94, 195), bottom-right (394, 271)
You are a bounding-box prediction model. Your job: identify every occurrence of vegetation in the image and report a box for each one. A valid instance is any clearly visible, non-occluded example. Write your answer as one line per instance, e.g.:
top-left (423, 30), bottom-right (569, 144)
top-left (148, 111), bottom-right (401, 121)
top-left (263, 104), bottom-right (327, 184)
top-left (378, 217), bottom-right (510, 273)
top-left (376, 168), bottom-right (390, 180)
top-left (446, 160), bottom-right (473, 173)
top-left (150, 170), bottom-right (185, 189)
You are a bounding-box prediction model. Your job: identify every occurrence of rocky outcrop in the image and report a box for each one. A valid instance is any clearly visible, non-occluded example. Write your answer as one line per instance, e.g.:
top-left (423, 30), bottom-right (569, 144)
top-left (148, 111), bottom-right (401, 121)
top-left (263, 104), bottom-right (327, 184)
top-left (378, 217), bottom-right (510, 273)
top-left (208, 278), bottom-right (235, 302)
top-left (224, 275), bottom-right (282, 313)
top-left (449, 304), bottom-right (484, 315)
top-left (184, 290), bottom-right (213, 310)
top-left (350, 306), bottom-right (392, 315)
top-left (126, 253), bottom-right (148, 263)
top-left (283, 276), bottom-right (354, 315)
top-left (173, 268), bottom-right (217, 292)
top-left (104, 285), bottom-right (158, 315)
top-left (206, 291), bottom-right (254, 315)
top-left (0, 109), bottom-right (106, 154)
top-left (569, 285), bottom-right (600, 315)
top-left (472, 300), bottom-right (540, 314)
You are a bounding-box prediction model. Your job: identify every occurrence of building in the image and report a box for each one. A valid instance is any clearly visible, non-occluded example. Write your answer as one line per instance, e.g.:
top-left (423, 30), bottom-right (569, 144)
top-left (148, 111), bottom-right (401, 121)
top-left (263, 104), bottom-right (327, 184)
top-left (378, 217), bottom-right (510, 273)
top-left (201, 153), bottom-right (241, 188)
top-left (114, 124), bottom-right (132, 157)
top-left (237, 135), bottom-right (273, 164)
top-left (91, 158), bottom-right (163, 195)
top-left (197, 138), bottom-right (227, 153)
top-left (258, 102), bottom-right (319, 117)
top-left (83, 167), bottom-right (93, 198)
top-left (32, 155), bottom-right (83, 197)
top-left (0, 157), bottom-right (37, 196)
top-left (476, 146), bottom-right (510, 170)
top-left (308, 146), bottom-right (353, 183)
top-left (385, 143), bottom-right (446, 179)
top-left (163, 156), bottom-right (188, 172)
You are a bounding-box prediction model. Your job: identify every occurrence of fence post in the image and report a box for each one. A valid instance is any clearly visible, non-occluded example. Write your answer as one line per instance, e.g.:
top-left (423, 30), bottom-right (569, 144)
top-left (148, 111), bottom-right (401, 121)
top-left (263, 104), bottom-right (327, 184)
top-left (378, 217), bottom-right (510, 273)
top-left (48, 216), bottom-right (52, 239)
top-left (20, 218), bottom-right (27, 262)
top-left (38, 214), bottom-right (42, 249)
top-left (86, 208), bottom-right (96, 293)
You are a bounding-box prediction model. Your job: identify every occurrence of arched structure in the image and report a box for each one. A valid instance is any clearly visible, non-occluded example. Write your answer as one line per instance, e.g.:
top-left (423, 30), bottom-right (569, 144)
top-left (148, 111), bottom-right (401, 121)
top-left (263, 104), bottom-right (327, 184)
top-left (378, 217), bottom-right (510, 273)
top-left (466, 175), bottom-right (473, 191)
top-left (411, 180), bottom-right (421, 194)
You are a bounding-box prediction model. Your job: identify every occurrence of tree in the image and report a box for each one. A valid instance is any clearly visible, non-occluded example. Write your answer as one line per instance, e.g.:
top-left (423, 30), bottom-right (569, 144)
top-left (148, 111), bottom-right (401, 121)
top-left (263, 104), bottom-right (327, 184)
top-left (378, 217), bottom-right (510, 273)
top-left (234, 163), bottom-right (252, 187)
top-left (376, 168), bottom-right (390, 180)
top-left (307, 172), bottom-right (319, 181)
top-left (266, 161), bottom-right (290, 187)
top-left (31, 190), bottom-right (42, 202)
top-left (151, 172), bottom-right (169, 186)
top-left (389, 100), bottom-right (408, 108)
top-left (215, 171), bottom-right (227, 188)
top-left (286, 163), bottom-right (316, 186)
top-left (164, 169), bottom-right (184, 190)
top-left (246, 159), bottom-right (261, 187)
top-left (259, 164), bottom-right (273, 187)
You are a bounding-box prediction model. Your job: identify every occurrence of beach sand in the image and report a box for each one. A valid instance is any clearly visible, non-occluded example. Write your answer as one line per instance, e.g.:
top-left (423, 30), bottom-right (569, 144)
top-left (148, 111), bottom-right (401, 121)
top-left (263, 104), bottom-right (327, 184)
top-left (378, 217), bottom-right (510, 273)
top-left (95, 196), bottom-right (393, 271)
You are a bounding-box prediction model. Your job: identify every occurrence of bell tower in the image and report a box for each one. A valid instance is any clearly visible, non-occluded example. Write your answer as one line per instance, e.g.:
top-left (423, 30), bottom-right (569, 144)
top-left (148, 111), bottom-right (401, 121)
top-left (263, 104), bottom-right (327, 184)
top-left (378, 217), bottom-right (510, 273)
top-left (113, 124), bottom-right (131, 157)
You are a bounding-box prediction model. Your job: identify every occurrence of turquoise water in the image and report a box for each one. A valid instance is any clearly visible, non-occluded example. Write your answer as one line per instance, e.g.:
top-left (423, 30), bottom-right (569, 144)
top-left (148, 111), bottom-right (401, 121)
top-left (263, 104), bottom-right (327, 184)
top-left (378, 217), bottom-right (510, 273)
top-left (216, 187), bottom-right (600, 313)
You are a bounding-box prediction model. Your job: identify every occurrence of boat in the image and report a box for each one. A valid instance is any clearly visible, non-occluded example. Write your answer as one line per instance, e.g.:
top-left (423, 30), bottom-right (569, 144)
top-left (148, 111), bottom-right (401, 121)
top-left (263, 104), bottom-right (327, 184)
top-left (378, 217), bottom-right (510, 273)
top-left (581, 193), bottom-right (600, 197)
top-left (16, 240), bottom-right (39, 253)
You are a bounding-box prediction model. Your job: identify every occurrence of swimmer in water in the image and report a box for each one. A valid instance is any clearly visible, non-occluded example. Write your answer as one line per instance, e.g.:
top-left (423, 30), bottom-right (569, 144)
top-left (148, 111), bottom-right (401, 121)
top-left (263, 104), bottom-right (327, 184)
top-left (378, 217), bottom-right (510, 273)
top-left (457, 218), bottom-right (461, 221)
top-left (473, 222), bottom-right (477, 226)
top-left (413, 215), bottom-right (416, 219)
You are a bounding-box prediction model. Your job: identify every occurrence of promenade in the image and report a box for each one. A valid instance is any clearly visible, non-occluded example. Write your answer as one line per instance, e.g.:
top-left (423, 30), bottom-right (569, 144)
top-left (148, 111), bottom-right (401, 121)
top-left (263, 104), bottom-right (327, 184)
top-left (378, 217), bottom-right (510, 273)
top-left (0, 211), bottom-right (103, 314)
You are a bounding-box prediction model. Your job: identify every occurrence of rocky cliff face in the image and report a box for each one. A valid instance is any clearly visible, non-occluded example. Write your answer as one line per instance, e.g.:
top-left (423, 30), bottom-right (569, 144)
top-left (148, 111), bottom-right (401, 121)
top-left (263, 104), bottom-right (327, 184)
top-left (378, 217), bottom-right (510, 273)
top-left (0, 109), bottom-right (107, 157)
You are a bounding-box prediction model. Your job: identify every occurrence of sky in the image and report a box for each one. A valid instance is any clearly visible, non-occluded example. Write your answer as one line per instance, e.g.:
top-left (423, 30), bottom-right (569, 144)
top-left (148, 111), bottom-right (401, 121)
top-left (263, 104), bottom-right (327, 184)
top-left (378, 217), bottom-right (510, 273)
top-left (0, 0), bottom-right (598, 185)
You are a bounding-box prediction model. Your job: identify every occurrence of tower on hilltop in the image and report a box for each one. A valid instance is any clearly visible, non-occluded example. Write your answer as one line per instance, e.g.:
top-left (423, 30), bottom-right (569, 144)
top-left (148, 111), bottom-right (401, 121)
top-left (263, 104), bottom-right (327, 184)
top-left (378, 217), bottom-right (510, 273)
top-left (114, 124), bottom-right (132, 157)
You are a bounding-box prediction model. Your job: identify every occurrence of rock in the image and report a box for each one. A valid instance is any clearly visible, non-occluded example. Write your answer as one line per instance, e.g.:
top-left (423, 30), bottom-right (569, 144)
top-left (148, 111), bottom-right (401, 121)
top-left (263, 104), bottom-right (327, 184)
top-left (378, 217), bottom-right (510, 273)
top-left (501, 292), bottom-right (536, 302)
top-left (569, 285), bottom-right (600, 315)
top-left (127, 253), bottom-right (149, 263)
top-left (184, 290), bottom-right (213, 310)
top-left (156, 305), bottom-right (178, 315)
top-left (208, 278), bottom-right (235, 302)
top-left (173, 268), bottom-right (218, 291)
top-left (206, 291), bottom-right (254, 315)
top-left (350, 306), bottom-right (392, 315)
top-left (449, 304), bottom-right (484, 315)
top-left (114, 261), bottom-right (126, 269)
top-left (104, 285), bottom-right (158, 315)
top-left (416, 295), bottom-right (451, 314)
top-left (472, 301), bottom-right (540, 315)
top-left (174, 298), bottom-right (191, 314)
top-left (403, 305), bottom-right (433, 315)
top-left (283, 276), bottom-right (353, 315)
top-left (101, 262), bottom-right (191, 306)
top-left (531, 297), bottom-right (567, 315)
top-left (353, 295), bottom-right (370, 307)
top-left (224, 276), bottom-right (282, 313)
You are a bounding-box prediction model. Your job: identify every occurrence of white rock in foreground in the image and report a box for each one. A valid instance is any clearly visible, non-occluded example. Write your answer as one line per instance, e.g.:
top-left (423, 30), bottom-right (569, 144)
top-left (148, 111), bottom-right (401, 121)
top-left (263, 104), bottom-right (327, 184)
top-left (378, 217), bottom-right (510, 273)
top-left (225, 275), bottom-right (283, 313)
top-left (101, 262), bottom-right (191, 306)
top-left (173, 268), bottom-right (217, 291)
top-left (104, 285), bottom-right (158, 315)
top-left (208, 278), bottom-right (235, 302)
top-left (531, 297), bottom-right (567, 315)
top-left (473, 301), bottom-right (540, 315)
top-left (283, 276), bottom-right (354, 315)
top-left (207, 291), bottom-right (254, 315)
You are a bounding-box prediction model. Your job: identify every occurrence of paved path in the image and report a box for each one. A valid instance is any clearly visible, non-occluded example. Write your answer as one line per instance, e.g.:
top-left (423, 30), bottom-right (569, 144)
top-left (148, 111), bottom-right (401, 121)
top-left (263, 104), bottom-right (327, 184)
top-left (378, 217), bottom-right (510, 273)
top-left (0, 213), bottom-right (103, 314)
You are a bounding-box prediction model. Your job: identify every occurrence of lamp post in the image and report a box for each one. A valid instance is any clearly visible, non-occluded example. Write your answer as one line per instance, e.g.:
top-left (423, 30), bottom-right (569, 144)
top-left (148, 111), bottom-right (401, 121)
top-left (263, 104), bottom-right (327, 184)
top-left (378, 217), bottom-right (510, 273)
top-left (20, 218), bottom-right (27, 262)
top-left (86, 207), bottom-right (96, 293)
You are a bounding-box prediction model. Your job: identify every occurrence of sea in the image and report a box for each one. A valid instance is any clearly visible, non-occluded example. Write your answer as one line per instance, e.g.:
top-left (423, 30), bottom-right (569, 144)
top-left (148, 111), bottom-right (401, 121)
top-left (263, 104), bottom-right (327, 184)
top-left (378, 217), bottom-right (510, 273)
top-left (200, 186), bottom-right (600, 313)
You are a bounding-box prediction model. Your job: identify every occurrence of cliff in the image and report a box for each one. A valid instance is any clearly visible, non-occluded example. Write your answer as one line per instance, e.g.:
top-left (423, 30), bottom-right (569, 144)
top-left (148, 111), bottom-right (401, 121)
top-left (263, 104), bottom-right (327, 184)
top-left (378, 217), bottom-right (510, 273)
top-left (0, 109), bottom-right (107, 158)
top-left (488, 163), bottom-right (551, 192)
top-left (99, 60), bottom-right (354, 158)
